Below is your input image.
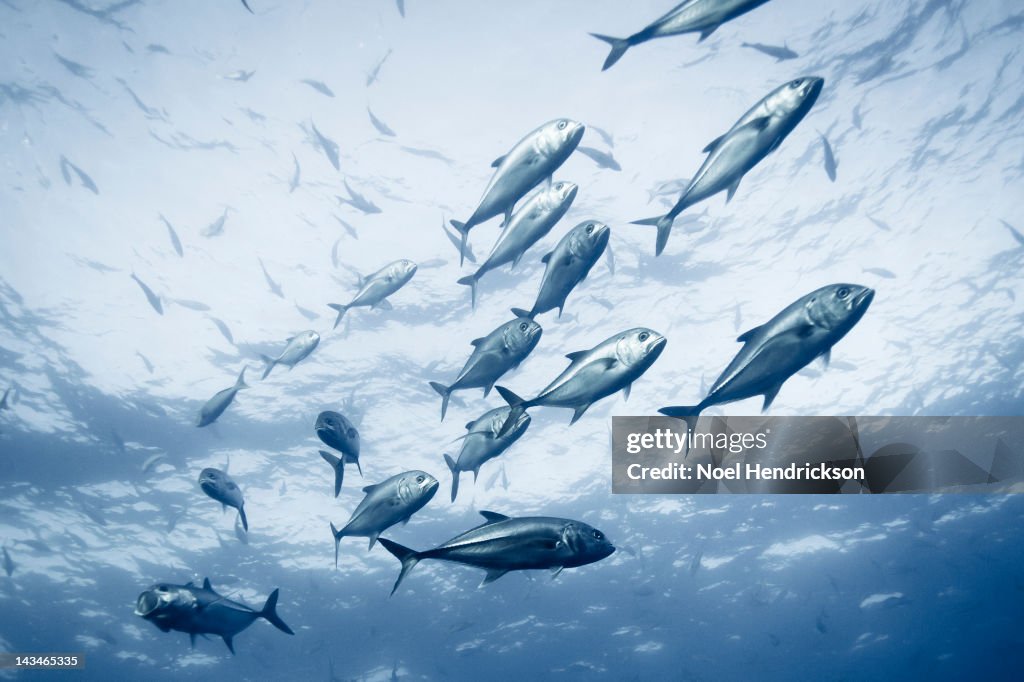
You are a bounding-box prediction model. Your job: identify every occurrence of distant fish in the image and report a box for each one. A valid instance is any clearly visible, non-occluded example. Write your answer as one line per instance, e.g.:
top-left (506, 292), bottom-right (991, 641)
top-left (59, 156), bottom-right (99, 194)
top-left (300, 79), bottom-right (334, 97)
top-left (141, 453), bottom-right (167, 473)
top-left (396, 0), bottom-right (405, 17)
top-left (259, 330), bottom-right (320, 379)
top-left (646, 178), bottom-right (690, 204)
top-left (311, 121), bottom-right (340, 171)
top-left (146, 44), bottom-right (170, 54)
top-left (367, 107), bottom-right (396, 136)
top-left (197, 367), bottom-right (250, 427)
top-left (241, 0), bottom-right (254, 13)
top-left (159, 214), bottom-right (184, 256)
top-left (576, 146), bottom-right (621, 171)
top-left (419, 258), bottom-right (446, 269)
top-left (689, 547), bottom-right (703, 576)
top-left (590, 125), bottom-right (614, 148)
top-left (820, 134), bottom-right (837, 181)
top-left (442, 219), bottom-right (476, 263)
top-left (136, 352), bottom-right (154, 373)
top-left (54, 51), bottom-right (93, 78)
top-left (852, 103), bottom-right (864, 130)
top-left (862, 267), bottom-right (896, 279)
top-left (1000, 219), bottom-right (1024, 247)
top-left (202, 208), bottom-right (229, 238)
top-left (331, 238), bottom-right (343, 269)
top-left (258, 258), bottom-right (284, 298)
top-left (337, 179), bottom-right (381, 214)
top-left (334, 215), bottom-right (358, 240)
top-left (172, 299), bottom-right (211, 311)
top-left (866, 214), bottom-right (892, 231)
top-left (223, 69), bottom-right (256, 82)
top-left (741, 42), bottom-right (799, 61)
top-left (294, 303), bottom-right (320, 321)
top-left (209, 317), bottom-right (235, 344)
top-left (327, 260), bottom-right (417, 328)
top-left (2, 546), bottom-right (14, 577)
top-left (288, 153), bottom-right (300, 193)
top-left (399, 145), bottom-right (455, 165)
top-left (366, 49), bottom-right (392, 87)
top-left (130, 272), bottom-right (163, 315)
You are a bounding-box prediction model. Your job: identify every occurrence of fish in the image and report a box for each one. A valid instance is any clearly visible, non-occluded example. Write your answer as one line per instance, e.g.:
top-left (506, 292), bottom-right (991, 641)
top-left (852, 103), bottom-right (864, 130)
top-left (288, 153), bottom-right (300, 193)
top-left (241, 0), bottom-right (254, 13)
top-left (199, 467), bottom-right (247, 531)
top-left (141, 453), bottom-right (167, 473)
top-left (496, 327), bottom-right (667, 434)
top-left (196, 367), bottom-right (249, 428)
top-left (590, 125), bottom-right (614, 147)
top-left (137, 352), bottom-right (154, 373)
top-left (209, 317), bottom-right (234, 344)
top-left (741, 41), bottom-right (798, 61)
top-left (396, 0), bottom-right (405, 17)
top-left (203, 208), bottom-right (229, 238)
top-left (130, 272), bottom-right (163, 315)
top-left (334, 215), bottom-right (358, 240)
top-left (576, 146), bottom-right (621, 171)
top-left (259, 330), bottom-right (320, 379)
top-left (633, 76), bottom-right (824, 255)
top-left (689, 547), bottom-right (703, 576)
top-left (867, 214), bottom-right (891, 231)
top-left (294, 302), bottom-right (320, 320)
top-left (171, 299), bottom-right (211, 311)
top-left (591, 0), bottom-right (772, 70)
top-left (443, 407), bottom-right (531, 502)
top-left (223, 70), bottom-right (256, 82)
top-left (300, 79), bottom-right (334, 97)
top-left (54, 51), bottom-right (93, 78)
top-left (646, 178), bottom-right (690, 204)
top-left (316, 410), bottom-right (361, 494)
top-left (311, 121), bottom-right (340, 171)
top-left (327, 260), bottom-right (417, 328)
top-left (1000, 219), bottom-right (1024, 247)
top-left (511, 220), bottom-right (610, 319)
top-left (2, 546), bottom-right (13, 576)
top-left (379, 511), bottom-right (615, 594)
top-left (659, 284), bottom-right (875, 432)
top-left (258, 258), bottom-right (284, 298)
top-left (429, 317), bottom-right (543, 420)
top-left (337, 179), bottom-right (381, 214)
top-left (450, 118), bottom-right (584, 265)
top-left (400, 146), bottom-right (455, 165)
top-left (366, 49), bottom-right (392, 87)
top-left (862, 267), bottom-right (896, 279)
top-left (456, 181), bottom-right (578, 308)
top-left (329, 471), bottom-right (438, 566)
top-left (820, 134), bottom-right (837, 181)
top-left (159, 214), bottom-right (183, 256)
top-left (442, 219), bottom-right (476, 263)
top-left (135, 579), bottom-right (293, 654)
top-left (59, 155), bottom-right (99, 194)
top-left (368, 107), bottom-right (396, 136)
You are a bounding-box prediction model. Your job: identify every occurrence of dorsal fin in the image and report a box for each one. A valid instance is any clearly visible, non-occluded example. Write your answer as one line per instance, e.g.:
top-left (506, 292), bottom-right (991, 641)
top-left (565, 350), bottom-right (587, 362)
top-left (541, 251), bottom-right (552, 264)
top-left (203, 577), bottom-right (212, 591)
top-left (737, 325), bottom-right (763, 343)
top-left (465, 421), bottom-right (475, 430)
top-left (490, 155), bottom-right (506, 168)
top-left (362, 484), bottom-right (378, 494)
top-left (702, 134), bottom-right (726, 154)
top-left (470, 337), bottom-right (485, 347)
top-left (479, 510), bottom-right (509, 524)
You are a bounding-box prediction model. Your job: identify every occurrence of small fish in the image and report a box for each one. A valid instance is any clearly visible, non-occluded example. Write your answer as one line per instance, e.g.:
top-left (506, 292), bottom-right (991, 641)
top-left (54, 52), bottom-right (93, 78)
top-left (862, 267), bottom-right (896, 279)
top-left (337, 180), bottom-right (381, 214)
top-left (259, 331), bottom-right (320, 379)
top-left (2, 546), bottom-right (14, 577)
top-left (331, 238), bottom-right (343, 269)
top-left (310, 121), bottom-right (340, 171)
top-left (137, 352), bottom-right (154, 373)
top-left (852, 103), bottom-right (864, 130)
top-left (367, 107), bottom-right (396, 136)
top-left (172, 299), bottom-right (211, 311)
top-left (689, 547), bottom-right (703, 576)
top-left (300, 79), bottom-right (334, 97)
top-left (741, 42), bottom-right (799, 61)
top-left (334, 215), bottom-right (358, 240)
top-left (396, 0), bottom-right (405, 17)
top-left (223, 70), bottom-right (256, 82)
top-left (444, 407), bottom-right (531, 502)
top-left (366, 49), bottom-right (392, 87)
top-left (317, 412), bottom-right (361, 495)
top-left (241, 0), bottom-right (254, 13)
top-left (590, 125), bottom-right (614, 148)
top-left (199, 468), bottom-right (248, 531)
top-left (159, 214), bottom-right (184, 256)
top-left (141, 453), bottom-right (167, 473)
top-left (197, 367), bottom-right (250, 427)
top-left (328, 260), bottom-right (416, 328)
top-left (130, 272), bottom-right (163, 315)
top-left (1000, 219), bottom-right (1024, 247)
top-left (258, 258), bottom-right (284, 298)
top-left (442, 219), bottom-right (476, 263)
top-left (59, 156), bottom-right (99, 194)
top-left (203, 208), bottom-right (229, 238)
top-left (820, 134), bottom-right (837, 181)
top-left (399, 146), bottom-right (455, 165)
top-left (209, 317), bottom-right (235, 344)
top-left (867, 214), bottom-right (892, 231)
top-left (294, 302), bottom-right (320, 321)
top-left (576, 146), bottom-right (621, 171)
top-left (288, 153), bottom-right (300, 193)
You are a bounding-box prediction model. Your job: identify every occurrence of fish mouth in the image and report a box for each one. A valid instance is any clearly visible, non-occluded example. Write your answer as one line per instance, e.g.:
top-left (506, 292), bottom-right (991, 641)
top-left (593, 224), bottom-right (611, 250)
top-left (803, 76), bottom-right (825, 104)
top-left (424, 478), bottom-right (440, 495)
top-left (568, 122), bottom-right (585, 146)
top-left (648, 336), bottom-right (667, 358)
top-left (854, 288), bottom-right (875, 309)
top-left (135, 592), bottom-right (160, 617)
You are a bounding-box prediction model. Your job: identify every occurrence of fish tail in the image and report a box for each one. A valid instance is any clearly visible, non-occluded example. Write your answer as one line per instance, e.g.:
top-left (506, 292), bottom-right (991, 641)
top-left (238, 505), bottom-right (248, 532)
top-left (330, 521), bottom-right (345, 568)
top-left (259, 589), bottom-right (294, 635)
top-left (234, 366), bottom-right (249, 390)
top-left (429, 382), bottom-right (452, 420)
top-left (456, 275), bottom-right (478, 309)
top-left (510, 307), bottom-right (535, 320)
top-left (444, 453), bottom-right (459, 502)
top-left (327, 303), bottom-right (349, 329)
top-left (495, 386), bottom-right (528, 438)
top-left (658, 404), bottom-right (703, 445)
top-left (319, 450), bottom-right (344, 497)
top-left (590, 33), bottom-right (631, 71)
top-left (259, 354), bottom-right (276, 380)
top-left (378, 538), bottom-right (421, 596)
top-left (631, 214), bottom-right (677, 256)
top-left (450, 219), bottom-right (470, 266)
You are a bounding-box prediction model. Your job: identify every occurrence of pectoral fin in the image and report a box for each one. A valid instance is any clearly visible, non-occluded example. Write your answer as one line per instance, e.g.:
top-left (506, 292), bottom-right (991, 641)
top-left (726, 177), bottom-right (742, 203)
top-left (569, 403), bottom-right (592, 425)
top-left (372, 299), bottom-right (393, 311)
top-left (480, 569), bottom-right (509, 586)
top-left (491, 155), bottom-right (506, 168)
top-left (621, 383), bottom-right (631, 402)
top-left (551, 566), bottom-right (564, 579)
top-left (698, 25), bottom-right (719, 41)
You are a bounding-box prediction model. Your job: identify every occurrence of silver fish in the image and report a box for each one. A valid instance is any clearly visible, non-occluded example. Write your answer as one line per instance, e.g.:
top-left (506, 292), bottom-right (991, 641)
top-left (1000, 219), bottom-right (1024, 247)
top-left (199, 468), bottom-right (247, 531)
top-left (209, 317), bottom-right (234, 344)
top-left (443, 407), bottom-right (531, 502)
top-left (259, 330), bottom-right (320, 379)
top-left (196, 367), bottom-right (249, 427)
top-left (2, 546), bottom-right (14, 577)
top-left (136, 352), bottom-right (154, 373)
top-left (159, 214), bottom-right (183, 256)
top-left (327, 260), bottom-right (416, 328)
top-left (130, 272), bottom-right (163, 315)
top-left (59, 155), bottom-right (99, 194)
top-left (368, 107), bottom-right (396, 136)
top-left (366, 49), bottom-right (392, 87)
top-left (223, 69), bottom-right (256, 82)
top-left (442, 219), bottom-right (476, 263)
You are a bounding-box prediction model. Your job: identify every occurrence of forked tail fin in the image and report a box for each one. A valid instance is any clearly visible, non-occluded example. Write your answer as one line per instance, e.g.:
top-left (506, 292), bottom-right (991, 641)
top-left (590, 33), bottom-right (631, 71)
top-left (260, 588), bottom-right (294, 635)
top-left (327, 303), bottom-right (349, 329)
top-left (631, 214), bottom-right (677, 256)
top-left (444, 453), bottom-right (460, 502)
top-left (378, 538), bottom-right (422, 596)
top-left (429, 381), bottom-right (452, 421)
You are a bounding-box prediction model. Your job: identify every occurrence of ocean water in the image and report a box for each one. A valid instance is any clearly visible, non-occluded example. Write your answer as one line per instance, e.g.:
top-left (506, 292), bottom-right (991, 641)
top-left (1, 0), bottom-right (1023, 679)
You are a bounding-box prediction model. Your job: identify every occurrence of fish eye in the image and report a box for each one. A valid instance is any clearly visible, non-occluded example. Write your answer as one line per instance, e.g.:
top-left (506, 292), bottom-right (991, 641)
top-left (837, 287), bottom-right (850, 299)
top-left (557, 120), bottom-right (567, 130)
top-left (519, 322), bottom-right (528, 331)
top-left (592, 530), bottom-right (604, 540)
top-left (585, 223), bottom-right (594, 234)
top-left (638, 332), bottom-right (649, 342)
top-left (416, 475), bottom-right (425, 483)
top-left (347, 428), bottom-right (357, 438)
top-left (789, 79), bottom-right (803, 89)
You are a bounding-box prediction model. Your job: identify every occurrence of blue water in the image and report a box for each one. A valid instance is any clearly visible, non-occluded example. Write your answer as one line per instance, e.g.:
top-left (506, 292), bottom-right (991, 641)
top-left (1, 0), bottom-right (1023, 679)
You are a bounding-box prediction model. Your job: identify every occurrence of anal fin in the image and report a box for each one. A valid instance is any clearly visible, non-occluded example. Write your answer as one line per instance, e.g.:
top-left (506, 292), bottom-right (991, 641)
top-left (480, 569), bottom-right (509, 586)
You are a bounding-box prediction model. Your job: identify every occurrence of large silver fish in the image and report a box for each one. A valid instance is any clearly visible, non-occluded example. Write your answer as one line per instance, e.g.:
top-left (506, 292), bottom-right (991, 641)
top-left (135, 579), bottom-right (293, 654)
top-left (659, 284), bottom-right (874, 431)
top-left (327, 259), bottom-right (417, 328)
top-left (196, 367), bottom-right (249, 427)
top-left (497, 328), bottom-right (666, 433)
top-left (634, 76), bottom-right (823, 255)
top-left (259, 330), bottom-right (320, 379)
top-left (443, 407), bottom-right (531, 502)
top-left (511, 220), bottom-right (610, 319)
top-left (450, 119), bottom-right (585, 265)
top-left (199, 467), bottom-right (247, 531)
top-left (329, 470), bottom-right (438, 566)
top-left (379, 511), bottom-right (615, 594)
top-left (429, 317), bottom-right (542, 420)
top-left (591, 0), bottom-right (772, 70)
top-left (457, 182), bottom-right (578, 308)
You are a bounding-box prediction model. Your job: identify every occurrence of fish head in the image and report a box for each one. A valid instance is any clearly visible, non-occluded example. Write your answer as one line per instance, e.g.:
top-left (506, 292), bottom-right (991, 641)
top-left (805, 283), bottom-right (875, 335)
top-left (538, 118), bottom-right (585, 157)
top-left (614, 328), bottom-right (667, 370)
top-left (135, 583), bottom-right (196, 627)
top-left (767, 76), bottom-right (824, 121)
top-left (396, 470), bottom-right (440, 505)
top-left (199, 468), bottom-right (241, 505)
top-left (560, 521), bottom-right (615, 567)
top-left (393, 258), bottom-right (418, 283)
top-left (302, 330), bottom-right (321, 349)
top-left (493, 407), bottom-right (531, 439)
top-left (503, 317), bottom-right (543, 356)
top-left (315, 411), bottom-right (360, 457)
top-left (569, 220), bottom-right (610, 258)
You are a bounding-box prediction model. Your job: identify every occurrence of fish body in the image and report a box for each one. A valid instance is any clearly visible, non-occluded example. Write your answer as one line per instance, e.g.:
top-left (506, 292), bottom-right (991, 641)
top-left (203, 209), bottom-right (228, 238)
top-left (368, 107), bottom-right (396, 136)
top-left (513, 220), bottom-right (610, 318)
top-left (577, 146), bottom-right (621, 171)
top-left (443, 407), bottom-right (530, 502)
top-left (457, 181), bottom-right (578, 308)
top-left (159, 214), bottom-right (183, 256)
top-left (196, 367), bottom-right (249, 427)
top-left (337, 180), bottom-right (381, 214)
top-left (659, 284), bottom-right (874, 431)
top-left (130, 272), bottom-right (163, 314)
top-left (300, 79), bottom-right (334, 97)
top-left (821, 134), bottom-right (837, 181)
top-left (311, 121), bottom-right (340, 170)
top-left (135, 579), bottom-right (293, 654)
top-left (259, 331), bottom-right (320, 379)
top-left (1, 388), bottom-right (12, 410)
top-left (2, 547), bottom-right (13, 576)
top-left (450, 119), bottom-right (584, 265)
top-left (258, 258), bottom-right (284, 298)
top-left (329, 471), bottom-right (438, 565)
top-left (497, 328), bottom-right (666, 432)
top-left (633, 76), bottom-right (823, 255)
top-left (379, 511), bottom-right (615, 594)
top-left (209, 317), bottom-right (234, 344)
top-left (289, 153), bottom-right (300, 192)
top-left (591, 0), bottom-right (772, 70)
top-left (327, 260), bottom-right (416, 328)
top-left (741, 41), bottom-right (798, 61)
top-left (316, 410), bottom-right (361, 495)
top-left (366, 49), bottom-right (392, 87)
top-left (429, 317), bottom-right (542, 420)
top-left (199, 468), bottom-right (248, 531)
